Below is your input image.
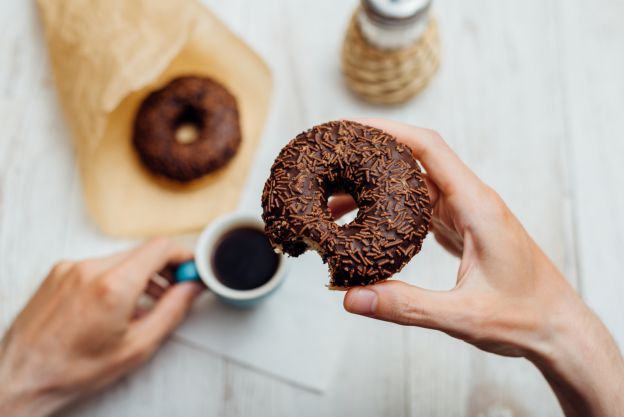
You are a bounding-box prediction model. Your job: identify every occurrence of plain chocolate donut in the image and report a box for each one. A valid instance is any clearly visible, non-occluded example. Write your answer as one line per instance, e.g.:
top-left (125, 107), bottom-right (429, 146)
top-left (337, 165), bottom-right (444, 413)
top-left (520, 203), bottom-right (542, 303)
top-left (261, 120), bottom-right (432, 288)
top-left (133, 76), bottom-right (241, 182)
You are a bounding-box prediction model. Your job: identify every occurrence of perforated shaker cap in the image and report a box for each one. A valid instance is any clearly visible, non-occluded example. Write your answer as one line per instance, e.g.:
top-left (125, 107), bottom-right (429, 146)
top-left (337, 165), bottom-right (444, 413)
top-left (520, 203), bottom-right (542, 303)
top-left (359, 0), bottom-right (432, 49)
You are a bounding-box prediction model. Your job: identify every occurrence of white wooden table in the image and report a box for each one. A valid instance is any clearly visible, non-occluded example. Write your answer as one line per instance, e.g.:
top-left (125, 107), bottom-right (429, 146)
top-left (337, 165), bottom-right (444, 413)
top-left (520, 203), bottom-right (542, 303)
top-left (1, 0), bottom-right (623, 416)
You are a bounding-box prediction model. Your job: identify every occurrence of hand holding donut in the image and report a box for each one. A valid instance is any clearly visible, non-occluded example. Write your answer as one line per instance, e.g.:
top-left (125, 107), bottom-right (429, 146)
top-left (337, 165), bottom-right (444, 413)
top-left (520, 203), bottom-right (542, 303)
top-left (334, 119), bottom-right (624, 417)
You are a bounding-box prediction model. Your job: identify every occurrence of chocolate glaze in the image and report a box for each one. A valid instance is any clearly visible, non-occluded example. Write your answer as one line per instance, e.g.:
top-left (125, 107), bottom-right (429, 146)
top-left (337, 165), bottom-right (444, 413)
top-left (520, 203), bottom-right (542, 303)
top-left (261, 120), bottom-right (432, 288)
top-left (133, 76), bottom-right (241, 182)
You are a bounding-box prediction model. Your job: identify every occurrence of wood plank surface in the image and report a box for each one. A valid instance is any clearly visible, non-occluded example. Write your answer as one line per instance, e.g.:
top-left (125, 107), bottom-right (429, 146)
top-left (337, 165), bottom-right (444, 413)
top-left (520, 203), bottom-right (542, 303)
top-left (0, 0), bottom-right (622, 416)
top-left (555, 0), bottom-right (624, 348)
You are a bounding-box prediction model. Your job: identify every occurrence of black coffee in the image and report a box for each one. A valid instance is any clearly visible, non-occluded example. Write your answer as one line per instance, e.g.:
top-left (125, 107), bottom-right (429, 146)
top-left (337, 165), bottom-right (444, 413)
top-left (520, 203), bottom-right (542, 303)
top-left (211, 227), bottom-right (279, 290)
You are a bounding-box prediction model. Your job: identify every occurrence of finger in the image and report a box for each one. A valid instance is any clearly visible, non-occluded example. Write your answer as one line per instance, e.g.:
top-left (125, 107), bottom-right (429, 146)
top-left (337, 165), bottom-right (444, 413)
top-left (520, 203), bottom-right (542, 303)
top-left (420, 173), bottom-right (440, 207)
top-left (45, 251), bottom-right (131, 292)
top-left (328, 194), bottom-right (358, 219)
top-left (106, 238), bottom-right (194, 304)
top-left (127, 282), bottom-right (204, 355)
top-left (144, 280), bottom-right (168, 299)
top-left (350, 118), bottom-right (482, 196)
top-left (92, 250), bottom-right (134, 271)
top-left (43, 260), bottom-right (75, 290)
top-left (67, 250), bottom-right (132, 281)
top-left (430, 217), bottom-right (463, 257)
top-left (432, 231), bottom-right (463, 258)
top-left (343, 280), bottom-right (459, 331)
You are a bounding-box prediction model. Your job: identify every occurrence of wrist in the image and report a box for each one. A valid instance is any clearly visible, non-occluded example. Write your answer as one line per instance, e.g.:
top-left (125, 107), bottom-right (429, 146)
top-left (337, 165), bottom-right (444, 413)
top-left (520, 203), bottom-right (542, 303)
top-left (526, 291), bottom-right (624, 416)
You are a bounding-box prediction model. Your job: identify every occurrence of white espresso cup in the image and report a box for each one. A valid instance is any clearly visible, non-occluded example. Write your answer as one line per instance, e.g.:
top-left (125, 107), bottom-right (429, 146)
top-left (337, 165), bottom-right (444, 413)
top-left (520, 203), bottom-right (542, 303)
top-left (174, 213), bottom-right (287, 307)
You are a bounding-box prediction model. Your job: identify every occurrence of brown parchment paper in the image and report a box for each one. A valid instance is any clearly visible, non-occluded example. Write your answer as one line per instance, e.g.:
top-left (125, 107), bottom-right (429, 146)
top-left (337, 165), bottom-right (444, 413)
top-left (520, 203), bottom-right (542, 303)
top-left (38, 0), bottom-right (272, 237)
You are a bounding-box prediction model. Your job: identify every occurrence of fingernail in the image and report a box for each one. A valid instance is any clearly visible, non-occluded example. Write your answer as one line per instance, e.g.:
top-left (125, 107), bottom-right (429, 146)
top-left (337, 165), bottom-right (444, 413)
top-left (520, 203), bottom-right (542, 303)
top-left (346, 288), bottom-right (377, 315)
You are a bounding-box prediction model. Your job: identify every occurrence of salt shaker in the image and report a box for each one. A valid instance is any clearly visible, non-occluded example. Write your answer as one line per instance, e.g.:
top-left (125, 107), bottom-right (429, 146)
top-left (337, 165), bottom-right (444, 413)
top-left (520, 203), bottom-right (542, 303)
top-left (341, 0), bottom-right (440, 104)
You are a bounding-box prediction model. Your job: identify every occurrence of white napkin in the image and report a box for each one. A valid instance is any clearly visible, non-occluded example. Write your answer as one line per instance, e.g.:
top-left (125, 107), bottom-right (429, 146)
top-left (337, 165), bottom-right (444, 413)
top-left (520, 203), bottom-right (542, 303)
top-left (174, 250), bottom-right (353, 392)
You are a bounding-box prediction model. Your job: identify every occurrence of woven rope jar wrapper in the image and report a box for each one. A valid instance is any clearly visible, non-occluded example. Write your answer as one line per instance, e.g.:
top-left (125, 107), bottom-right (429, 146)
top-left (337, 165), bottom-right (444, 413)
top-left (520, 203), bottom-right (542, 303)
top-left (341, 7), bottom-right (440, 105)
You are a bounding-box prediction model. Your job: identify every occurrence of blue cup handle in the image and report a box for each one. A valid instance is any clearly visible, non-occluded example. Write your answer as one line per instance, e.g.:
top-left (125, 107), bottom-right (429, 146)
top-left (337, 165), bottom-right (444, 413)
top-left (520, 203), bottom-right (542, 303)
top-left (175, 260), bottom-right (201, 283)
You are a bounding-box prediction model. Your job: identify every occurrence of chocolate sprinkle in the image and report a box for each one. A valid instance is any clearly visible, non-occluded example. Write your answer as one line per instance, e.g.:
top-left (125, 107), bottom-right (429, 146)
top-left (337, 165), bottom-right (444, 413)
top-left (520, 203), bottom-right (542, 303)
top-left (261, 121), bottom-right (432, 288)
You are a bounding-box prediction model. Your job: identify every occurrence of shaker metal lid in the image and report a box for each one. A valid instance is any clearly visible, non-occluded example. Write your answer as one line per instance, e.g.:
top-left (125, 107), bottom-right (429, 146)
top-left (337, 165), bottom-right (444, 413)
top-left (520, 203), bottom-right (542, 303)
top-left (362, 0), bottom-right (431, 27)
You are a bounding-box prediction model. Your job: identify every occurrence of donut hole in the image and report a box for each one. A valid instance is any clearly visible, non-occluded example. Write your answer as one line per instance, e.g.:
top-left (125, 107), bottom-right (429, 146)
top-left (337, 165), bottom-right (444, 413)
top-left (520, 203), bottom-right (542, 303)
top-left (174, 106), bottom-right (203, 145)
top-left (328, 192), bottom-right (359, 226)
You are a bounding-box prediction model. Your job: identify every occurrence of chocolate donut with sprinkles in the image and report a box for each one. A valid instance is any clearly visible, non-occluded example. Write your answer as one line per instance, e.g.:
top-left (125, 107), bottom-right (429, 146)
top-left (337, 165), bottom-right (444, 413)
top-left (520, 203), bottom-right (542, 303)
top-left (261, 120), bottom-right (432, 289)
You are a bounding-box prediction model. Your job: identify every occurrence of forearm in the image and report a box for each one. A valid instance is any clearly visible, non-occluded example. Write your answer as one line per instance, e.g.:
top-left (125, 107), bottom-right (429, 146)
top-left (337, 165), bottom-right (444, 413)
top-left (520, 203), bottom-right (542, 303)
top-left (529, 298), bottom-right (624, 417)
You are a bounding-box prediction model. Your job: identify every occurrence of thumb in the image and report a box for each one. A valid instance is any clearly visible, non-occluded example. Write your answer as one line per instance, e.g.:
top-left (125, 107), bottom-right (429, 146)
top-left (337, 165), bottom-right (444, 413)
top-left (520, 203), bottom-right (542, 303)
top-left (130, 282), bottom-right (204, 351)
top-left (343, 280), bottom-right (455, 330)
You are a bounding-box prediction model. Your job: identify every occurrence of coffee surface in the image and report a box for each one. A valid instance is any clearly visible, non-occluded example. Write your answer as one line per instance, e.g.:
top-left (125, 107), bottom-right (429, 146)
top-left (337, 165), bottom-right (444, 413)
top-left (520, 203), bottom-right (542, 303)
top-left (212, 227), bottom-right (279, 290)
